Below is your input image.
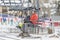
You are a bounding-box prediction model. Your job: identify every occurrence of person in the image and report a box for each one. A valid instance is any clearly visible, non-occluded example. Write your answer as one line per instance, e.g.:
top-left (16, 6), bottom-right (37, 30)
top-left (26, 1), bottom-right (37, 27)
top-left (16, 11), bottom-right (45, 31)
top-left (30, 11), bottom-right (38, 33)
top-left (18, 22), bottom-right (24, 29)
top-left (24, 14), bottom-right (31, 23)
top-left (24, 11), bottom-right (32, 27)
top-left (16, 14), bottom-right (31, 38)
top-left (17, 21), bottom-right (27, 37)
top-left (16, 18), bottom-right (25, 37)
top-left (41, 14), bottom-right (53, 34)
top-left (30, 11), bottom-right (38, 25)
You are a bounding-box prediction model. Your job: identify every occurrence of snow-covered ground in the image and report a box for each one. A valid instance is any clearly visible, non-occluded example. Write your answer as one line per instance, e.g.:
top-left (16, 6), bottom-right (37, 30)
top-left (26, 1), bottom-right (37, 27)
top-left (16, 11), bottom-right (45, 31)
top-left (0, 32), bottom-right (60, 40)
top-left (0, 22), bottom-right (60, 40)
top-left (0, 25), bottom-right (60, 40)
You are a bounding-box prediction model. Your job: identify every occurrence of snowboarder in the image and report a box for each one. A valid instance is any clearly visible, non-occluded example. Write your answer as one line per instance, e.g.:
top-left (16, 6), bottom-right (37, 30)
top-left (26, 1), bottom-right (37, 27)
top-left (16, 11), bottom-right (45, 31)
top-left (16, 19), bottom-right (30, 38)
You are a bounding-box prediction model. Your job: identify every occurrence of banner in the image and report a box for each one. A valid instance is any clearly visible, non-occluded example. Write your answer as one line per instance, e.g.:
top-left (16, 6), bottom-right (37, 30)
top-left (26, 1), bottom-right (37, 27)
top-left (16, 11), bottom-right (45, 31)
top-left (2, 17), bottom-right (7, 25)
top-left (7, 18), bottom-right (14, 26)
top-left (54, 22), bottom-right (60, 27)
top-left (0, 16), bottom-right (22, 26)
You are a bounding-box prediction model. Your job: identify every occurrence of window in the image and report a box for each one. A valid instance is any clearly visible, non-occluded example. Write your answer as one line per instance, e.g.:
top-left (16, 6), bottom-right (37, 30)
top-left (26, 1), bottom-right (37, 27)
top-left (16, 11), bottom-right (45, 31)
top-left (2, 6), bottom-right (7, 14)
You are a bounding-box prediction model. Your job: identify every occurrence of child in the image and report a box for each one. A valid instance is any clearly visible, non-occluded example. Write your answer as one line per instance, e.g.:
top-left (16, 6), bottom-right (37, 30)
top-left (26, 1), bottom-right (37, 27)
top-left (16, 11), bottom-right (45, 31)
top-left (16, 19), bottom-right (30, 37)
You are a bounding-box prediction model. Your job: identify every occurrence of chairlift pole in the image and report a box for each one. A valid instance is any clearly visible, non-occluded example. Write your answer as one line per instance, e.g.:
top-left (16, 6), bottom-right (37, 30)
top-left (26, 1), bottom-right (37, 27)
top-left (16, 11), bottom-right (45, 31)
top-left (33, 0), bottom-right (40, 34)
top-left (35, 0), bottom-right (40, 19)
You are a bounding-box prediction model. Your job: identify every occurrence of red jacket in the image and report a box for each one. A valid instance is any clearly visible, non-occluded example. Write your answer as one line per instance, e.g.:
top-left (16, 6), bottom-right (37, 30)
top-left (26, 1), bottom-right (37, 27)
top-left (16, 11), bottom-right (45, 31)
top-left (30, 13), bottom-right (38, 24)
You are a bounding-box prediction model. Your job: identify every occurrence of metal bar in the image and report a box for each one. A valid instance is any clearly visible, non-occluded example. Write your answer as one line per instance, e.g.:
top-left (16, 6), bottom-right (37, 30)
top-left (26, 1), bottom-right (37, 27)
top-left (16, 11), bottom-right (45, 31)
top-left (36, 0), bottom-right (40, 18)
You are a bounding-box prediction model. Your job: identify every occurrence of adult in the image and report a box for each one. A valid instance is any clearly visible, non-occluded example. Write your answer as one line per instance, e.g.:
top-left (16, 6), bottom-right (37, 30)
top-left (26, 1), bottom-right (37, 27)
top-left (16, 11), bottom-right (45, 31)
top-left (30, 11), bottom-right (38, 25)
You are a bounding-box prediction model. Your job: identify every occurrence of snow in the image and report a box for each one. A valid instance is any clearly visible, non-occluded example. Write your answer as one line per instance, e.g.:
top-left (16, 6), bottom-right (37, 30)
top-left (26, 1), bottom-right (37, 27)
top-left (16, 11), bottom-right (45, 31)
top-left (0, 24), bottom-right (60, 40)
top-left (0, 23), bottom-right (60, 40)
top-left (0, 32), bottom-right (60, 40)
top-left (0, 19), bottom-right (60, 40)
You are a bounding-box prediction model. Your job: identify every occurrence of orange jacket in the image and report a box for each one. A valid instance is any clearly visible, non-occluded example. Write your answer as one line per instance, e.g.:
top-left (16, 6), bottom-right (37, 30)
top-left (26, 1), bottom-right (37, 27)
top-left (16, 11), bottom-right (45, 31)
top-left (30, 12), bottom-right (38, 24)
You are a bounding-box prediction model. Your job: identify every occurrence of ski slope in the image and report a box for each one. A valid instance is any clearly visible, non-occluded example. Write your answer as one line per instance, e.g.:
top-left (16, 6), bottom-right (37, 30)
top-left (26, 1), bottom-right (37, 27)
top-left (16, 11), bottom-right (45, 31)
top-left (0, 22), bottom-right (60, 40)
top-left (0, 32), bottom-right (60, 40)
